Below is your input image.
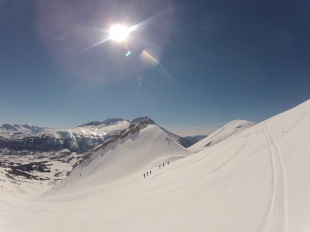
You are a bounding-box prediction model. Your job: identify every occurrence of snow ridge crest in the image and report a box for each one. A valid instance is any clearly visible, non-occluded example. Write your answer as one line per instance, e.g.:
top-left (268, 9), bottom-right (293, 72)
top-left (71, 119), bottom-right (150, 170)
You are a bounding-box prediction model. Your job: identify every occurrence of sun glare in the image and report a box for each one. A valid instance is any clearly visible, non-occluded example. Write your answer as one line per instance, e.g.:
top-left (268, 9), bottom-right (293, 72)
top-left (109, 24), bottom-right (130, 42)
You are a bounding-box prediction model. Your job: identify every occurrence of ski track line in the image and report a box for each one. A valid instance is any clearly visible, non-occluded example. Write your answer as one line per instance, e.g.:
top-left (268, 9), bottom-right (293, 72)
top-left (212, 142), bottom-right (245, 173)
top-left (0, 199), bottom-right (36, 212)
top-left (261, 126), bottom-right (288, 232)
top-left (271, 128), bottom-right (289, 232)
top-left (145, 139), bottom-right (247, 198)
top-left (178, 137), bottom-right (246, 170)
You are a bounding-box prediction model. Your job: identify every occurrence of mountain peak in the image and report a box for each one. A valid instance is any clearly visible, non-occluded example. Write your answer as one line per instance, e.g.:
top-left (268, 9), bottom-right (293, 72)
top-left (77, 118), bottom-right (126, 127)
top-left (130, 116), bottom-right (155, 125)
top-left (0, 124), bottom-right (46, 134)
top-left (1, 124), bottom-right (19, 131)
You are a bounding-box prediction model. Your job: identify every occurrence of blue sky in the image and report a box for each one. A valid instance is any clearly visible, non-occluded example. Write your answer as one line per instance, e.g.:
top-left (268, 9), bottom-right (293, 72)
top-left (0, 0), bottom-right (310, 136)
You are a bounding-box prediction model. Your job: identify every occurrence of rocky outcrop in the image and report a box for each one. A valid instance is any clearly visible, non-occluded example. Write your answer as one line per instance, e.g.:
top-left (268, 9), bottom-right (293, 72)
top-left (72, 120), bottom-right (148, 169)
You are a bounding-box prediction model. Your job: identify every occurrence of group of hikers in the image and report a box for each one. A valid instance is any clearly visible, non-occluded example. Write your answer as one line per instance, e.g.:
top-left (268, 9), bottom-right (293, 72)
top-left (143, 161), bottom-right (170, 178)
top-left (143, 170), bottom-right (152, 178)
top-left (159, 161), bottom-right (169, 169)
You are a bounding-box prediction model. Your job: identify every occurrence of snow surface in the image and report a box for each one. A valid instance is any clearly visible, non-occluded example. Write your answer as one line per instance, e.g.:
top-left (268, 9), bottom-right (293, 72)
top-left (1, 100), bottom-right (310, 232)
top-left (54, 124), bottom-right (192, 192)
top-left (189, 119), bottom-right (254, 152)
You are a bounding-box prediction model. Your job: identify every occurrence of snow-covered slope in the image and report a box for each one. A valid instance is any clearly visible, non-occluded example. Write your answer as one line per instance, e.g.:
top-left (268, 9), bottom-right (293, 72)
top-left (0, 119), bottom-right (132, 187)
top-left (55, 122), bottom-right (192, 193)
top-left (0, 117), bottom-right (197, 188)
top-left (0, 116), bottom-right (194, 153)
top-left (1, 100), bottom-right (310, 232)
top-left (189, 119), bottom-right (254, 152)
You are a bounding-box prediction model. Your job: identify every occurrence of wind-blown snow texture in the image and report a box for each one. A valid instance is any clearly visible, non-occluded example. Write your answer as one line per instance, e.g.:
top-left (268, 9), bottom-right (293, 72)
top-left (1, 100), bottom-right (310, 232)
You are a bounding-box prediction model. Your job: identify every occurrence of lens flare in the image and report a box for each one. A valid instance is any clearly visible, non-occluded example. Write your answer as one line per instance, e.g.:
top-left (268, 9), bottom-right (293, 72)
top-left (140, 49), bottom-right (159, 66)
top-left (140, 49), bottom-right (172, 80)
top-left (109, 24), bottom-right (130, 42)
top-left (37, 0), bottom-right (175, 81)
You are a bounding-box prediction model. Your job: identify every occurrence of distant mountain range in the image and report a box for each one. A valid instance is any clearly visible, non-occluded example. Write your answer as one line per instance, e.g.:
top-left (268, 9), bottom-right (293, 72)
top-left (0, 117), bottom-right (205, 155)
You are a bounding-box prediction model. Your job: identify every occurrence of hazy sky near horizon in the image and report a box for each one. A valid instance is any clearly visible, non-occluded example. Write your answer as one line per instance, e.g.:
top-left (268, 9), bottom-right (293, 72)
top-left (0, 0), bottom-right (310, 136)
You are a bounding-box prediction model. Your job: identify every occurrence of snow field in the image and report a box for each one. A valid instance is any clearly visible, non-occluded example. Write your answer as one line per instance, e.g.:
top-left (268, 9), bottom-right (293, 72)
top-left (0, 100), bottom-right (310, 231)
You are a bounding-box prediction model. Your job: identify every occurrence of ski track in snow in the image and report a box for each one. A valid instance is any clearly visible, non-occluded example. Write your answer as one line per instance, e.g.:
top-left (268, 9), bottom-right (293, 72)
top-left (261, 125), bottom-right (288, 232)
top-left (0, 199), bottom-right (35, 212)
top-left (142, 138), bottom-right (247, 197)
top-left (212, 140), bottom-right (245, 173)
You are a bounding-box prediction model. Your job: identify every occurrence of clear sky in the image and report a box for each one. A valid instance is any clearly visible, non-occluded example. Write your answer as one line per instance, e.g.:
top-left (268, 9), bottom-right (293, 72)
top-left (0, 0), bottom-right (309, 136)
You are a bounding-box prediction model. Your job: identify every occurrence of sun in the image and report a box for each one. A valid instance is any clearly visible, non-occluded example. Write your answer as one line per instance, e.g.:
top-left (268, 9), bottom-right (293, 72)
top-left (109, 24), bottom-right (130, 43)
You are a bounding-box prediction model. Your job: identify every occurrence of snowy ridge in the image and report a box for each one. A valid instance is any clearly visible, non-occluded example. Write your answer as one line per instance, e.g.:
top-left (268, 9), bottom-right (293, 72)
top-left (189, 119), bottom-right (254, 152)
top-left (0, 124), bottom-right (49, 134)
top-left (0, 120), bottom-right (131, 152)
top-left (77, 118), bottom-right (126, 127)
top-left (0, 116), bottom-right (194, 153)
top-left (0, 117), bottom-right (197, 190)
top-left (55, 120), bottom-right (192, 192)
top-left (160, 126), bottom-right (206, 147)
